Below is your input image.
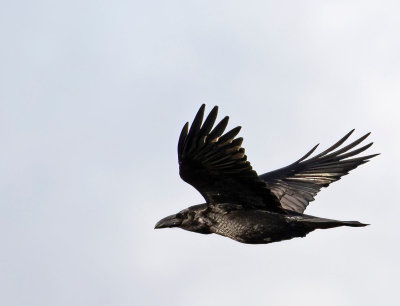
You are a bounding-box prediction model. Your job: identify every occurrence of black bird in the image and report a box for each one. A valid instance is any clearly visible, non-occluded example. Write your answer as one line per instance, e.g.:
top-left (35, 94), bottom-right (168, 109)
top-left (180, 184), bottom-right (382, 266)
top-left (155, 105), bottom-right (378, 244)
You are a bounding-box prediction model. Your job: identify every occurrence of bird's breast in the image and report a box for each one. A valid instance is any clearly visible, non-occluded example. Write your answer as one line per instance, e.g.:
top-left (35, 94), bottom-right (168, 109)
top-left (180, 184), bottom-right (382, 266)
top-left (207, 209), bottom-right (293, 244)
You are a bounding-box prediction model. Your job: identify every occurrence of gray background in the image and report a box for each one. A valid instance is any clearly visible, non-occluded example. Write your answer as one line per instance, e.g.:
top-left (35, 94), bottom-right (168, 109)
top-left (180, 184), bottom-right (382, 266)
top-left (1, 1), bottom-right (399, 305)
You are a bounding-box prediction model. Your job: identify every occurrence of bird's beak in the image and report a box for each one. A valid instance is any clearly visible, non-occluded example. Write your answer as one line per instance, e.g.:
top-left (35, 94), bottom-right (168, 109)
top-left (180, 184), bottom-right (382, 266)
top-left (154, 214), bottom-right (182, 229)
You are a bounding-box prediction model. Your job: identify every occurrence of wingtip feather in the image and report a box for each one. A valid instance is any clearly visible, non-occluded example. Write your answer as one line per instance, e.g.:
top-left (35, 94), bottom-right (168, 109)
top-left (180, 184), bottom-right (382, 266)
top-left (208, 116), bottom-right (229, 141)
top-left (178, 122), bottom-right (189, 156)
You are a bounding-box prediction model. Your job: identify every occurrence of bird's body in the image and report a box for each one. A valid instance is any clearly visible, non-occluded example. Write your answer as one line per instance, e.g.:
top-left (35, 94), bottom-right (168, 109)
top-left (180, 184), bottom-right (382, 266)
top-left (169, 203), bottom-right (365, 244)
top-left (155, 105), bottom-right (377, 244)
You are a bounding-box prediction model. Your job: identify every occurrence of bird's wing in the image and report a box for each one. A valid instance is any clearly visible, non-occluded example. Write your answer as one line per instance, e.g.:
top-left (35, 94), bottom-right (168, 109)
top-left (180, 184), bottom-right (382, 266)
top-left (178, 105), bottom-right (283, 212)
top-left (259, 130), bottom-right (379, 213)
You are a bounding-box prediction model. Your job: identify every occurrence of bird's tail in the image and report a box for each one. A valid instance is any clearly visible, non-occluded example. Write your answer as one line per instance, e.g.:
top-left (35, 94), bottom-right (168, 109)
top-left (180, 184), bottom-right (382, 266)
top-left (299, 215), bottom-right (369, 229)
top-left (338, 220), bottom-right (369, 227)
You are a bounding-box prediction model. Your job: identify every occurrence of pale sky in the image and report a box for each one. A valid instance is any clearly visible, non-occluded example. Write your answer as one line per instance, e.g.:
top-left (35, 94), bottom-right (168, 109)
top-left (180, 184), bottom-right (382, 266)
top-left (1, 1), bottom-right (399, 305)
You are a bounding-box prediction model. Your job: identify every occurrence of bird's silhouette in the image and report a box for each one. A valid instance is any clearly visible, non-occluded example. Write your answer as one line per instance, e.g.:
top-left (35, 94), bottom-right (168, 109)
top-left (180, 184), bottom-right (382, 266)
top-left (155, 105), bottom-right (378, 244)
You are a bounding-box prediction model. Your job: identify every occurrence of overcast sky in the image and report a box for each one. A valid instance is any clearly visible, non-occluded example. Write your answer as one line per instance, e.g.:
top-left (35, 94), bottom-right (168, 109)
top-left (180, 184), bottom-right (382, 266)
top-left (1, 1), bottom-right (399, 305)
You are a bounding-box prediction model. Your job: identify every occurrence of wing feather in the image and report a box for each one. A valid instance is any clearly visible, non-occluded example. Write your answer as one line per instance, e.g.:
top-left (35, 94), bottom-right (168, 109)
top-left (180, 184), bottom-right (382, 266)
top-left (259, 131), bottom-right (378, 213)
top-left (178, 105), bottom-right (282, 211)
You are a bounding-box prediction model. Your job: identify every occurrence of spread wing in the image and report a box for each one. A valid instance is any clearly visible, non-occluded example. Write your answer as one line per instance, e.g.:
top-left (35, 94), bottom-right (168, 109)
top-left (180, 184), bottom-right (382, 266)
top-left (178, 105), bottom-right (283, 212)
top-left (259, 130), bottom-right (379, 213)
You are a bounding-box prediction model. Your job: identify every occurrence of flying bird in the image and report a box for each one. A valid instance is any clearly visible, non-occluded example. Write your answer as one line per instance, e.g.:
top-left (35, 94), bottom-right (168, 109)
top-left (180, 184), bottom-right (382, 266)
top-left (155, 105), bottom-right (378, 244)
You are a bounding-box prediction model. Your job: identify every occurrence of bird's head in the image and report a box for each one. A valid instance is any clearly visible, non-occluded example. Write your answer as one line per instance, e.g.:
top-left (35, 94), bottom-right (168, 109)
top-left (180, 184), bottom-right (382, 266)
top-left (154, 204), bottom-right (211, 234)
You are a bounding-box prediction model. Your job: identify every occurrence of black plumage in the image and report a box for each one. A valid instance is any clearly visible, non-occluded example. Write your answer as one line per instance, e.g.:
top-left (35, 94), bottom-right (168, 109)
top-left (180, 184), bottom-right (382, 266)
top-left (155, 105), bottom-right (378, 244)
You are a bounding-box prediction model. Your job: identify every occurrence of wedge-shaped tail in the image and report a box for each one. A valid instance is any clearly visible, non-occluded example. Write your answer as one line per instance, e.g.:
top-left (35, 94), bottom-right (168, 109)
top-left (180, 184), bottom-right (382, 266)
top-left (292, 214), bottom-right (369, 231)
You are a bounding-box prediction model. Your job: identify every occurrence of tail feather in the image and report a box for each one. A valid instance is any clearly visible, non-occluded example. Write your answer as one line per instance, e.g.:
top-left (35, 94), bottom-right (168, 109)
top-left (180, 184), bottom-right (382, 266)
top-left (298, 215), bottom-right (369, 229)
top-left (340, 221), bottom-right (369, 227)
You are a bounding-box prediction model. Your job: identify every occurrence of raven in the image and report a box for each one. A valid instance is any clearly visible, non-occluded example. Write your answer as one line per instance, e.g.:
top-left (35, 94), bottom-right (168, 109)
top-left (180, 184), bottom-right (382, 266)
top-left (155, 105), bottom-right (378, 244)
